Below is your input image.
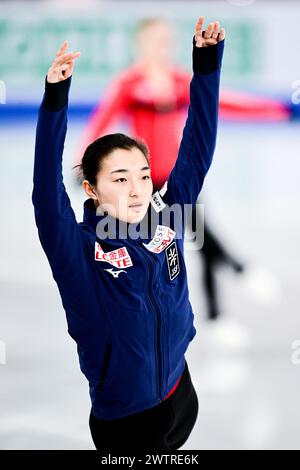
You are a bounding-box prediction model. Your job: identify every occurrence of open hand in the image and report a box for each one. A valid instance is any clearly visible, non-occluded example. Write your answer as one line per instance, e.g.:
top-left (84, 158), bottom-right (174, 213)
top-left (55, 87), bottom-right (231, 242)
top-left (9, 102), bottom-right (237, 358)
top-left (195, 16), bottom-right (225, 48)
top-left (47, 41), bottom-right (81, 83)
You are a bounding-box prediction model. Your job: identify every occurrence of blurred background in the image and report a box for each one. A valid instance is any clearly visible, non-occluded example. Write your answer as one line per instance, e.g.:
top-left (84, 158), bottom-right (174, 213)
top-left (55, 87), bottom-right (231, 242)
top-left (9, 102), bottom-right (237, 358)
top-left (1, 0), bottom-right (300, 450)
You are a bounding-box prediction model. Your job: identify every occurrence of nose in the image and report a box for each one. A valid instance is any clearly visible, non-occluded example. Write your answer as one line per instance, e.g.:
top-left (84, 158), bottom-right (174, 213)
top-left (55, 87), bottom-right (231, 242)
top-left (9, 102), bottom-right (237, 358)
top-left (129, 179), bottom-right (142, 198)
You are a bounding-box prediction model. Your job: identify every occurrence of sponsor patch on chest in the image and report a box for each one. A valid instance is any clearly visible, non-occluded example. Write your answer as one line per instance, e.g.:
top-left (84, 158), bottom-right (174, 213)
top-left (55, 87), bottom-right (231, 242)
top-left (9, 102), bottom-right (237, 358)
top-left (142, 225), bottom-right (176, 254)
top-left (95, 242), bottom-right (133, 269)
top-left (165, 241), bottom-right (180, 281)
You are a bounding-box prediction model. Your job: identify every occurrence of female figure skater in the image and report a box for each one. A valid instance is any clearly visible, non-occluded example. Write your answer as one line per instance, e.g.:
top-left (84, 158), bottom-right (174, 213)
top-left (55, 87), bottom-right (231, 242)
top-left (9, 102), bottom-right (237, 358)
top-left (32, 16), bottom-right (225, 451)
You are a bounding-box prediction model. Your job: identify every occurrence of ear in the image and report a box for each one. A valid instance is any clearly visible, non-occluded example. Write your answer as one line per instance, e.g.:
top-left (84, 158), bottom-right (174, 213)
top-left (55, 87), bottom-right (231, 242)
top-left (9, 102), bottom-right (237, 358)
top-left (82, 180), bottom-right (97, 200)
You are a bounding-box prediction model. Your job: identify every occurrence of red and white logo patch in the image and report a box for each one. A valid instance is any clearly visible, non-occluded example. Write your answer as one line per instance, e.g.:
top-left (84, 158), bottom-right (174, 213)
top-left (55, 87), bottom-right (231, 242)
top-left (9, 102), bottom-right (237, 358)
top-left (95, 242), bottom-right (133, 269)
top-left (142, 225), bottom-right (176, 254)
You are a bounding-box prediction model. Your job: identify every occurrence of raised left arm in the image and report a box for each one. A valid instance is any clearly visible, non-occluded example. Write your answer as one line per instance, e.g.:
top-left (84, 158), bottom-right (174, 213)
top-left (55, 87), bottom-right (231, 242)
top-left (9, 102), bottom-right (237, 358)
top-left (160, 18), bottom-right (225, 209)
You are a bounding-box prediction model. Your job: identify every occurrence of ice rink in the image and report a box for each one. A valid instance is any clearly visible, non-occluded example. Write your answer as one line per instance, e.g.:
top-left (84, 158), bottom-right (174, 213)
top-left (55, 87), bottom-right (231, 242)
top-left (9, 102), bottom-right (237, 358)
top-left (1, 115), bottom-right (299, 450)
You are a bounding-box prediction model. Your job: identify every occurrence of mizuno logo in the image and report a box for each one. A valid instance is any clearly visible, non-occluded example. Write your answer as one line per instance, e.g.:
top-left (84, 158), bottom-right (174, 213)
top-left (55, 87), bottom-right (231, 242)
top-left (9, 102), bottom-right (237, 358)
top-left (104, 269), bottom-right (127, 278)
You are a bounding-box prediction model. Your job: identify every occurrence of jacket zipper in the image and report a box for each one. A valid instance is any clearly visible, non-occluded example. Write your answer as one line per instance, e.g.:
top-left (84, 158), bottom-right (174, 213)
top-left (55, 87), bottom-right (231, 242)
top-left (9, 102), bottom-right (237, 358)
top-left (142, 249), bottom-right (163, 403)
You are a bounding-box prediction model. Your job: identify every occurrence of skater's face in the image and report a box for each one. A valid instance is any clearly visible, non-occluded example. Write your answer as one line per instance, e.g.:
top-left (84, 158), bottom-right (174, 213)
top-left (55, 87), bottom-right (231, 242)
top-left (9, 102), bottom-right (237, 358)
top-left (83, 147), bottom-right (153, 224)
top-left (137, 21), bottom-right (174, 65)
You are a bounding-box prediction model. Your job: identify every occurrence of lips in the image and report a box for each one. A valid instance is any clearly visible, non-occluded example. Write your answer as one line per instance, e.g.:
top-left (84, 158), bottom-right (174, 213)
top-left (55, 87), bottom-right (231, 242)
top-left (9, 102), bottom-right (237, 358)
top-left (129, 203), bottom-right (143, 208)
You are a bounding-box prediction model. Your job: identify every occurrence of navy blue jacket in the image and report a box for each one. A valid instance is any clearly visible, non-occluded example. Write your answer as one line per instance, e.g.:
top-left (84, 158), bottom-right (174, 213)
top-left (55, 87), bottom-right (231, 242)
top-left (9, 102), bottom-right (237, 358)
top-left (32, 36), bottom-right (224, 420)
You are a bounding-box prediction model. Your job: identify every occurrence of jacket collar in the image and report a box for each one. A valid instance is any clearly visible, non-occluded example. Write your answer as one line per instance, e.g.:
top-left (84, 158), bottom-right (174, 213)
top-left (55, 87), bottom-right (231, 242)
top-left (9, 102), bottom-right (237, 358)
top-left (82, 198), bottom-right (104, 232)
top-left (82, 198), bottom-right (144, 240)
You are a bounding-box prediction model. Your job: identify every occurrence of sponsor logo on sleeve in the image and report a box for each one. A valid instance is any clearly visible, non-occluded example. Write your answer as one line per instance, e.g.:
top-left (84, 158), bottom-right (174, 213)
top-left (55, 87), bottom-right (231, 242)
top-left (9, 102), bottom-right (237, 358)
top-left (150, 191), bottom-right (166, 213)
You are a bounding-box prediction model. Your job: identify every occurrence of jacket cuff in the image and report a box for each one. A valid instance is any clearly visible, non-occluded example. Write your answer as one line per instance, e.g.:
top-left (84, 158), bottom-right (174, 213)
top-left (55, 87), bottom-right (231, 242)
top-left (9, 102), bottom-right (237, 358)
top-left (43, 76), bottom-right (72, 112)
top-left (192, 32), bottom-right (224, 75)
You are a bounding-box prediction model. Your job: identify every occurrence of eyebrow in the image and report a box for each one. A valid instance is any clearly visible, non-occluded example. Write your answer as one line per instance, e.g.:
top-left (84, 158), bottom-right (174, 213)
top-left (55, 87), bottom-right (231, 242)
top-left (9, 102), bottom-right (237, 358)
top-left (110, 166), bottom-right (150, 175)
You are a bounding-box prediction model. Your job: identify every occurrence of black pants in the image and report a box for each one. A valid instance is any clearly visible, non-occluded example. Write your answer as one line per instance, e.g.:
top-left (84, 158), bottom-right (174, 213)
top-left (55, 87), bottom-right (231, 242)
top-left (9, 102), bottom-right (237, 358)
top-left (89, 360), bottom-right (199, 452)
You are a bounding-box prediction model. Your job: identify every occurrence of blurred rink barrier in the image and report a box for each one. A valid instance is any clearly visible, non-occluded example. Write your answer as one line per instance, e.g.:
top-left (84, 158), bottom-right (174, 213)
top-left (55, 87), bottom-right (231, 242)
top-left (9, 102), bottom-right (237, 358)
top-left (0, 0), bottom-right (299, 117)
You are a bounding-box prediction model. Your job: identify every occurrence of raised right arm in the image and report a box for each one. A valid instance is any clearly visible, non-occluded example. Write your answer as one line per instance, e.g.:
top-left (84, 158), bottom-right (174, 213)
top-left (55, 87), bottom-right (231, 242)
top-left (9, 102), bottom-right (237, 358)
top-left (32, 42), bottom-right (84, 282)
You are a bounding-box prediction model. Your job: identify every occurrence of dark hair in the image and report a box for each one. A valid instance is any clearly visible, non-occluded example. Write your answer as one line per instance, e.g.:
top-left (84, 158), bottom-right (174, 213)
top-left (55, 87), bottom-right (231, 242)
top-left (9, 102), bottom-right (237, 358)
top-left (73, 133), bottom-right (150, 185)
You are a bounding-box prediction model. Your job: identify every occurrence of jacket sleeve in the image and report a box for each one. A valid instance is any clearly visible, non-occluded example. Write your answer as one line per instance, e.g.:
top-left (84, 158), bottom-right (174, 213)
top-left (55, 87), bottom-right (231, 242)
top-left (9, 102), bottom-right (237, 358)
top-left (32, 76), bottom-right (85, 283)
top-left (160, 35), bottom-right (225, 209)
